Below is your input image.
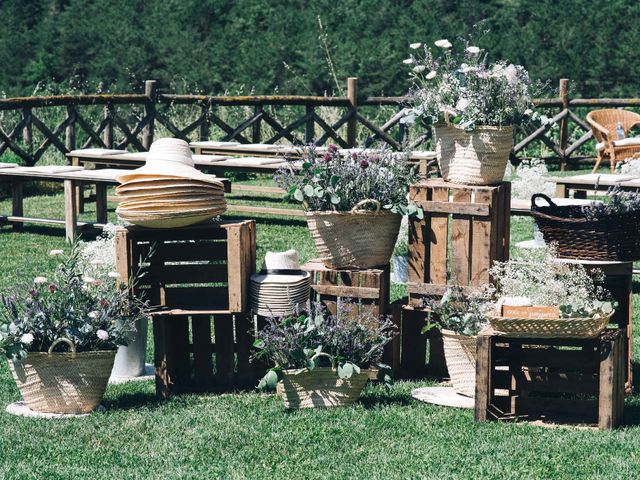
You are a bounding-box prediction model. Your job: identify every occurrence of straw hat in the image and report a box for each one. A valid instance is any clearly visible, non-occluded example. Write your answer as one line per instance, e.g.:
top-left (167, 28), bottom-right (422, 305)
top-left (116, 138), bottom-right (223, 185)
top-left (250, 250), bottom-right (311, 317)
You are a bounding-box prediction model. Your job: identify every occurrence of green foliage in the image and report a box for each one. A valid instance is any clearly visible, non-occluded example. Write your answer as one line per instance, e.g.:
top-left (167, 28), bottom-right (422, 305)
top-left (1, 0), bottom-right (640, 97)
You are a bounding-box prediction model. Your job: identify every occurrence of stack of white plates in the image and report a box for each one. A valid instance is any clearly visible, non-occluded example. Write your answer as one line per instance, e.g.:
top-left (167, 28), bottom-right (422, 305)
top-left (250, 273), bottom-right (311, 317)
top-left (115, 178), bottom-right (226, 228)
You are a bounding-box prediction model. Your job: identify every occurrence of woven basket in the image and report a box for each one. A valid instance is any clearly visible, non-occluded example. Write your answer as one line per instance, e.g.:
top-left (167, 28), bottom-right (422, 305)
top-left (276, 353), bottom-right (370, 409)
top-left (531, 193), bottom-right (640, 261)
top-left (306, 199), bottom-right (402, 269)
top-left (487, 311), bottom-right (613, 338)
top-left (433, 124), bottom-right (513, 185)
top-left (9, 338), bottom-right (116, 414)
top-left (441, 329), bottom-right (476, 398)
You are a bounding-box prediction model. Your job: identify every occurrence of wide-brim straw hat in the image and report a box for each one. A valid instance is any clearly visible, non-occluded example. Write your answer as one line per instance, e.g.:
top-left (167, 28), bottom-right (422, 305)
top-left (115, 138), bottom-right (223, 186)
top-left (250, 250), bottom-right (311, 285)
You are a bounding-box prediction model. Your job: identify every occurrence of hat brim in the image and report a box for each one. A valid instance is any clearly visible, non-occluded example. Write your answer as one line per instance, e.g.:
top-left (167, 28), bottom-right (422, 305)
top-left (250, 272), bottom-right (310, 284)
top-left (116, 162), bottom-right (223, 186)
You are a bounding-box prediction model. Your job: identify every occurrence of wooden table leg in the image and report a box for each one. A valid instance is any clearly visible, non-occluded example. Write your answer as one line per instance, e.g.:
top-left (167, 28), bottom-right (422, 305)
top-left (555, 183), bottom-right (568, 198)
top-left (64, 179), bottom-right (78, 242)
top-left (70, 157), bottom-right (85, 214)
top-left (11, 178), bottom-right (23, 232)
top-left (95, 183), bottom-right (108, 224)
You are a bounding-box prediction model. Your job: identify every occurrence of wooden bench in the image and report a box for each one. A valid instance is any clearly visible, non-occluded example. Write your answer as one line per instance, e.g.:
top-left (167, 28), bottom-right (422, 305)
top-left (0, 165), bottom-right (229, 241)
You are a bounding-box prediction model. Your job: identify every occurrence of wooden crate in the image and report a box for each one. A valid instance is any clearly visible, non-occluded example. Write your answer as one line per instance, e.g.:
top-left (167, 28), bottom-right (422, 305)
top-left (398, 306), bottom-right (447, 379)
top-left (475, 329), bottom-right (626, 429)
top-left (558, 259), bottom-right (633, 392)
top-left (408, 179), bottom-right (510, 305)
top-left (115, 220), bottom-right (259, 396)
top-left (300, 259), bottom-right (400, 373)
top-left (115, 220), bottom-right (256, 313)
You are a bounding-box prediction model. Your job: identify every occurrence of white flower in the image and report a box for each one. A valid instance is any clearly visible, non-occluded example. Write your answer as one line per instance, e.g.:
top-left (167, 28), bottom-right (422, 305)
top-left (20, 333), bottom-right (34, 345)
top-left (409, 42), bottom-right (422, 49)
top-left (524, 108), bottom-right (533, 116)
top-left (96, 329), bottom-right (109, 341)
top-left (455, 98), bottom-right (470, 112)
top-left (413, 65), bottom-right (426, 73)
top-left (466, 46), bottom-right (480, 54)
top-left (82, 276), bottom-right (96, 284)
top-left (33, 276), bottom-right (47, 285)
top-left (402, 58), bottom-right (414, 64)
top-left (88, 311), bottom-right (99, 319)
top-left (503, 64), bottom-right (519, 85)
top-left (48, 249), bottom-right (64, 256)
top-left (425, 71), bottom-right (437, 80)
top-left (107, 271), bottom-right (120, 278)
top-left (434, 39), bottom-right (452, 49)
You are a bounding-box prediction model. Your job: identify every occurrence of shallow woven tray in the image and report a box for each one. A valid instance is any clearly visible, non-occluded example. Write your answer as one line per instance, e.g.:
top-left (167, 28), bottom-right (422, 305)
top-left (487, 311), bottom-right (613, 338)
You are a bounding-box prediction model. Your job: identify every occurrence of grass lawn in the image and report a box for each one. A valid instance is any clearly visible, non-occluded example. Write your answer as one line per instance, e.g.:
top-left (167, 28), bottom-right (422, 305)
top-left (0, 175), bottom-right (639, 479)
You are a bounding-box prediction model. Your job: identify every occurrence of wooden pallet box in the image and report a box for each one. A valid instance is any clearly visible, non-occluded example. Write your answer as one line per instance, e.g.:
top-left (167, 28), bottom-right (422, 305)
top-left (408, 179), bottom-right (510, 305)
top-left (475, 329), bottom-right (626, 429)
top-left (115, 220), bottom-right (260, 396)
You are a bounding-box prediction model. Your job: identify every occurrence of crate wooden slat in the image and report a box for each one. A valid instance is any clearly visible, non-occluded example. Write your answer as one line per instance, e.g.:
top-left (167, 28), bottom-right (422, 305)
top-left (475, 329), bottom-right (625, 430)
top-left (398, 306), bottom-right (447, 379)
top-left (408, 180), bottom-right (510, 306)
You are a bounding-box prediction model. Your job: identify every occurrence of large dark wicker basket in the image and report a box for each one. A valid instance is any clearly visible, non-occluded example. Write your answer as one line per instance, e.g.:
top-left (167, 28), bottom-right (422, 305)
top-left (531, 193), bottom-right (640, 260)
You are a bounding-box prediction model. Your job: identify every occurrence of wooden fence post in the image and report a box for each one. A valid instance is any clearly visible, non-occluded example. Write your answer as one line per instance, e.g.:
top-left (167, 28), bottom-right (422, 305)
top-left (559, 78), bottom-right (569, 171)
top-left (22, 108), bottom-right (32, 157)
top-left (305, 104), bottom-right (315, 145)
top-left (103, 104), bottom-right (114, 148)
top-left (252, 105), bottom-right (263, 143)
top-left (143, 79), bottom-right (157, 150)
top-left (347, 77), bottom-right (358, 147)
top-left (65, 106), bottom-right (76, 154)
top-left (199, 103), bottom-right (209, 141)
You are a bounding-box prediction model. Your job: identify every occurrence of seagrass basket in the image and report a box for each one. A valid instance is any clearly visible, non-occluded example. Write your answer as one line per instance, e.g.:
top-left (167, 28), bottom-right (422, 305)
top-left (433, 124), bottom-right (513, 185)
top-left (487, 311), bottom-right (613, 339)
top-left (306, 199), bottom-right (401, 269)
top-left (441, 329), bottom-right (477, 398)
top-left (531, 193), bottom-right (640, 261)
top-left (275, 353), bottom-right (371, 409)
top-left (9, 338), bottom-right (116, 414)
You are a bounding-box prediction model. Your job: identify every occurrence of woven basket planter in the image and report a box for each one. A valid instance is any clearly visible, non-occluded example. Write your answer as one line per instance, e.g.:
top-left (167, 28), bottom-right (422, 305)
top-left (441, 329), bottom-right (477, 398)
top-left (531, 193), bottom-right (640, 261)
top-left (487, 311), bottom-right (613, 339)
top-left (9, 338), bottom-right (116, 414)
top-left (433, 124), bottom-right (513, 185)
top-left (275, 353), bottom-right (370, 409)
top-left (306, 199), bottom-right (401, 269)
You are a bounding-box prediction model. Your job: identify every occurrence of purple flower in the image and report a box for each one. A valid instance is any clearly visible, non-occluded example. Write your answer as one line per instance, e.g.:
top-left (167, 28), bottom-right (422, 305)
top-left (29, 288), bottom-right (38, 297)
top-left (48, 284), bottom-right (57, 292)
top-left (360, 159), bottom-right (369, 169)
top-left (322, 152), bottom-right (332, 162)
top-left (100, 299), bottom-right (109, 308)
top-left (327, 144), bottom-right (338, 153)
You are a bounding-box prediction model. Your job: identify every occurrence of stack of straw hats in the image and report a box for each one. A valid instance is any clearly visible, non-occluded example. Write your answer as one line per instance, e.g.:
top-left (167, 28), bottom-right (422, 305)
top-left (115, 138), bottom-right (226, 228)
top-left (250, 250), bottom-right (311, 317)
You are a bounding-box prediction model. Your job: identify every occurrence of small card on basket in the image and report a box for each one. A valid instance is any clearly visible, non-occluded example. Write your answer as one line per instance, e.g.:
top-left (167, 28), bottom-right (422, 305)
top-left (501, 305), bottom-right (560, 320)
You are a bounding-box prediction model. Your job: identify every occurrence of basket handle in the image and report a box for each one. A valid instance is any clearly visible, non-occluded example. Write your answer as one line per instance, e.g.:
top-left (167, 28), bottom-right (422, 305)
top-left (310, 351), bottom-right (336, 369)
top-left (530, 193), bottom-right (557, 211)
top-left (351, 198), bottom-right (381, 214)
top-left (48, 337), bottom-right (76, 355)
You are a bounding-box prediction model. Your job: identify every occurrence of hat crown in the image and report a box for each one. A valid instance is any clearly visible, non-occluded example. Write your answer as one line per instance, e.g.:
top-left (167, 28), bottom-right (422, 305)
top-left (263, 250), bottom-right (301, 271)
top-left (147, 138), bottom-right (194, 167)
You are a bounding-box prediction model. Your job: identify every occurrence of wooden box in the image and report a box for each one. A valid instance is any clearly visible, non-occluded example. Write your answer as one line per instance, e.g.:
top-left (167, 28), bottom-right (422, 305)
top-left (300, 259), bottom-right (400, 373)
top-left (115, 220), bottom-right (256, 313)
top-left (408, 180), bottom-right (510, 305)
top-left (475, 329), bottom-right (626, 429)
top-left (115, 220), bottom-right (259, 396)
top-left (398, 306), bottom-right (447, 379)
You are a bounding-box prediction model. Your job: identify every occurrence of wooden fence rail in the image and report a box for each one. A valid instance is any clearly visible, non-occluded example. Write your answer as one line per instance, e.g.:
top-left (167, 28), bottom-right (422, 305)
top-left (0, 78), bottom-right (636, 167)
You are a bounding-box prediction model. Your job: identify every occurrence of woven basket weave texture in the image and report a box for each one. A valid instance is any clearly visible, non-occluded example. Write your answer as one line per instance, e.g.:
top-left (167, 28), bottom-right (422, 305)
top-left (433, 124), bottom-right (513, 185)
top-left (441, 329), bottom-right (477, 398)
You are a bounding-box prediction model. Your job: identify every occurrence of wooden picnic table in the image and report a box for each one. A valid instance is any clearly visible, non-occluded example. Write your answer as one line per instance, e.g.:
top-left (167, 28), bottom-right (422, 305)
top-left (549, 173), bottom-right (640, 198)
top-left (0, 165), bottom-right (229, 241)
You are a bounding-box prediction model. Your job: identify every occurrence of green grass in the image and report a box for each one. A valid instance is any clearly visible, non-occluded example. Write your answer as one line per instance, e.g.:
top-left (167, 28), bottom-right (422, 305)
top-left (0, 177), bottom-right (639, 479)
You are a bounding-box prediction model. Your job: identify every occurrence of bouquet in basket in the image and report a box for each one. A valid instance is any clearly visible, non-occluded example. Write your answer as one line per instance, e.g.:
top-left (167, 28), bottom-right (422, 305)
top-left (486, 247), bottom-right (615, 338)
top-left (274, 145), bottom-right (421, 269)
top-left (252, 302), bottom-right (397, 408)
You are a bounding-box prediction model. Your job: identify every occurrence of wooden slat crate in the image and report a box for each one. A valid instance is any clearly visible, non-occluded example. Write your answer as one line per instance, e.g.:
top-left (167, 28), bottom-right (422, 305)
top-left (399, 306), bottom-right (447, 379)
top-left (408, 179), bottom-right (510, 305)
top-left (300, 259), bottom-right (400, 373)
top-left (115, 220), bottom-right (256, 313)
top-left (115, 220), bottom-right (259, 396)
top-left (475, 329), bottom-right (626, 429)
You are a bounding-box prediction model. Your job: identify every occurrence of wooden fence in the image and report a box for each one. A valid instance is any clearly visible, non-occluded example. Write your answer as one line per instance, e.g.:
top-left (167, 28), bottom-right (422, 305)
top-left (0, 78), bottom-right (636, 168)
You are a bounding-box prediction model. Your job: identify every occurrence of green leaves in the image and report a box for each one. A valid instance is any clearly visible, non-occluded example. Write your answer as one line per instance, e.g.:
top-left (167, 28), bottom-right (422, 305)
top-left (303, 185), bottom-right (315, 198)
top-left (337, 362), bottom-right (355, 379)
top-left (257, 368), bottom-right (282, 390)
top-left (293, 188), bottom-right (304, 202)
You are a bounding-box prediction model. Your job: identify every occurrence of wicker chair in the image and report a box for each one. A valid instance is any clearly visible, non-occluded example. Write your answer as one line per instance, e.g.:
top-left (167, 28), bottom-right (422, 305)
top-left (586, 109), bottom-right (640, 172)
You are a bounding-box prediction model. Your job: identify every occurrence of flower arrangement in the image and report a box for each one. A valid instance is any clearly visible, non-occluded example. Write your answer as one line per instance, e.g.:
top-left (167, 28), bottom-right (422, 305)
top-left (582, 184), bottom-right (640, 220)
top-left (274, 145), bottom-right (421, 216)
top-left (253, 302), bottom-right (396, 389)
top-left (488, 247), bottom-right (613, 317)
top-left (422, 286), bottom-right (490, 336)
top-left (0, 244), bottom-right (147, 361)
top-left (403, 38), bottom-right (539, 130)
top-left (508, 158), bottom-right (555, 201)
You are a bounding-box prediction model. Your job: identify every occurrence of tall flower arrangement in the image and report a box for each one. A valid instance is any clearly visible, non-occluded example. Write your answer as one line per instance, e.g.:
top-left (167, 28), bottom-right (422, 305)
top-left (403, 39), bottom-right (539, 130)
